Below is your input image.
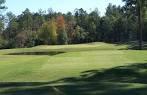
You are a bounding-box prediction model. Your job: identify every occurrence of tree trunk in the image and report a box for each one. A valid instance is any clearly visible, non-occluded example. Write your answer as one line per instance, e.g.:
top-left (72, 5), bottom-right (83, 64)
top-left (137, 0), bottom-right (143, 50)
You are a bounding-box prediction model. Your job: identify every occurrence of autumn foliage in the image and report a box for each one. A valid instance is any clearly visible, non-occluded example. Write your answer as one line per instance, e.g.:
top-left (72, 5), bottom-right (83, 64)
top-left (56, 16), bottom-right (68, 44)
top-left (56, 16), bottom-right (65, 30)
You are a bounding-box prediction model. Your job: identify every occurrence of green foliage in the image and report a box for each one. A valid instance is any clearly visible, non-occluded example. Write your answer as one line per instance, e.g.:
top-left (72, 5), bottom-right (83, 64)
top-left (0, 20), bottom-right (4, 32)
top-left (0, 35), bottom-right (7, 48)
top-left (39, 19), bottom-right (57, 45)
top-left (48, 19), bottom-right (57, 45)
top-left (0, 0), bottom-right (6, 10)
top-left (19, 8), bottom-right (33, 31)
top-left (5, 12), bottom-right (18, 39)
top-left (0, 0), bottom-right (5, 33)
top-left (57, 29), bottom-right (68, 45)
top-left (15, 31), bottom-right (28, 48)
top-left (73, 25), bottom-right (87, 43)
top-left (26, 31), bottom-right (37, 47)
top-left (32, 13), bottom-right (45, 31)
top-left (39, 22), bottom-right (50, 44)
top-left (122, 0), bottom-right (147, 49)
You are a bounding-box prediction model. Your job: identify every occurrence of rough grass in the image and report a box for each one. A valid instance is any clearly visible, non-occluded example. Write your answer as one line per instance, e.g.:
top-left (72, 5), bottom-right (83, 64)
top-left (0, 42), bottom-right (147, 95)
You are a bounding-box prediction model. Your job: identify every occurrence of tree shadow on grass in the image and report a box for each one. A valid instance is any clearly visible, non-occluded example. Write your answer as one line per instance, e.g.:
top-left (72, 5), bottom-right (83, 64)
top-left (6, 51), bottom-right (65, 56)
top-left (127, 41), bottom-right (147, 50)
top-left (1, 63), bottom-right (147, 95)
top-left (113, 41), bottom-right (147, 50)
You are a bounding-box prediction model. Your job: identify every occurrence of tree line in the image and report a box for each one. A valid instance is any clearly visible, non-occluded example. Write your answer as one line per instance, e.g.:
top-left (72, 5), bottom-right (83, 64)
top-left (0, 0), bottom-right (146, 49)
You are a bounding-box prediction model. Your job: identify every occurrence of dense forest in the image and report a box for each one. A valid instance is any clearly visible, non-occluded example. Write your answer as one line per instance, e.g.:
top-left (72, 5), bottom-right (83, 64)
top-left (0, 0), bottom-right (147, 49)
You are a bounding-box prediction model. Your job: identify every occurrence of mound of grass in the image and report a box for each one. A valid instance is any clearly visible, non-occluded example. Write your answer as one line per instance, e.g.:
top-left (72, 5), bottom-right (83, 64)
top-left (0, 42), bottom-right (128, 55)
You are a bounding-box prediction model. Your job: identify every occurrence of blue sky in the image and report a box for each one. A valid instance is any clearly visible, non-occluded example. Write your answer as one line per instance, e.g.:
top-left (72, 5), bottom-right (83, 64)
top-left (5, 0), bottom-right (124, 16)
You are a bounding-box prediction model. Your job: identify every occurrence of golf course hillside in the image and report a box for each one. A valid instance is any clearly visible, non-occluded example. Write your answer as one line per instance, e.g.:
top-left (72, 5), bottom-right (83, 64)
top-left (0, 42), bottom-right (147, 95)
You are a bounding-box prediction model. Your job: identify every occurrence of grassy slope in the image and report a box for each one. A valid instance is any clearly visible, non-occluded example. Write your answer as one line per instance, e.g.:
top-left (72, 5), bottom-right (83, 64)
top-left (0, 42), bottom-right (147, 95)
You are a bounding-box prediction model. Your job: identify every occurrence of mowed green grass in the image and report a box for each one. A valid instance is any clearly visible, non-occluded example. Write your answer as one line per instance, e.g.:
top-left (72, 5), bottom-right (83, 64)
top-left (0, 42), bottom-right (147, 95)
top-left (0, 42), bottom-right (128, 82)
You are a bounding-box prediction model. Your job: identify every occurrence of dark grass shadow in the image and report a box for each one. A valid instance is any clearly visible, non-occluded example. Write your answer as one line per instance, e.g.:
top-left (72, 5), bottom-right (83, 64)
top-left (6, 51), bottom-right (65, 56)
top-left (127, 41), bottom-right (147, 50)
top-left (1, 63), bottom-right (147, 95)
top-left (80, 63), bottom-right (147, 83)
top-left (113, 41), bottom-right (147, 50)
top-left (128, 44), bottom-right (147, 50)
